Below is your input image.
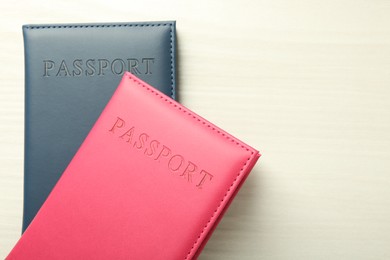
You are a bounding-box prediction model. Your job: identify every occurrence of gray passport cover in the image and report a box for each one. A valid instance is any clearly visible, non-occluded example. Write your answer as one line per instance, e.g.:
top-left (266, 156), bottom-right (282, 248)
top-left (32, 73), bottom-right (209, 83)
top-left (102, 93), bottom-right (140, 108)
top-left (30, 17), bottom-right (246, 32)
top-left (22, 21), bottom-right (176, 232)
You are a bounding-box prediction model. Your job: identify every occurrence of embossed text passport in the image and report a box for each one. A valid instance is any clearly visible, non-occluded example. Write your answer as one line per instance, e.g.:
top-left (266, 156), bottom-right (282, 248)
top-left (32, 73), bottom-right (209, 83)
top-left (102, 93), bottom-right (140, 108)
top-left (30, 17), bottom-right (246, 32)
top-left (9, 73), bottom-right (259, 259)
top-left (22, 21), bottom-right (177, 232)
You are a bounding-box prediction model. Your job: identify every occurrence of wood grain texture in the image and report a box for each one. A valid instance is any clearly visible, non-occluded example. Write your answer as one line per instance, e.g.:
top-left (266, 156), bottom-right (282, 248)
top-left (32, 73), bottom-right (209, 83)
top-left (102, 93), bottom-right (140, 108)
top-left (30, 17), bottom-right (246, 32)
top-left (1, 0), bottom-right (390, 259)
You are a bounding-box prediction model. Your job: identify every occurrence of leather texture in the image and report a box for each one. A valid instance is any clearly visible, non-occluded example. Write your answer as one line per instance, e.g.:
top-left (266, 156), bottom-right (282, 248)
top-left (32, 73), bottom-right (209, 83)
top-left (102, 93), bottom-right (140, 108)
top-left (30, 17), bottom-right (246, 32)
top-left (9, 73), bottom-right (260, 259)
top-left (22, 21), bottom-right (176, 232)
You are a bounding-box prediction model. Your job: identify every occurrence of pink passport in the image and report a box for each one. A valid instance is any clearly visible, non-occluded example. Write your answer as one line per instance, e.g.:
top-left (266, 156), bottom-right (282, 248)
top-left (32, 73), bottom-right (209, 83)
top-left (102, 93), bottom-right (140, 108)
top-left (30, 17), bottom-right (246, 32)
top-left (8, 72), bottom-right (260, 259)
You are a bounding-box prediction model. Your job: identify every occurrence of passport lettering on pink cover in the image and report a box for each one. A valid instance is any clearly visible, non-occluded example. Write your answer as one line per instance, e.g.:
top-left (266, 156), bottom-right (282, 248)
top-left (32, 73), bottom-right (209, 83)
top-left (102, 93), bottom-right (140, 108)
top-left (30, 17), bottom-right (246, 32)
top-left (8, 72), bottom-right (260, 259)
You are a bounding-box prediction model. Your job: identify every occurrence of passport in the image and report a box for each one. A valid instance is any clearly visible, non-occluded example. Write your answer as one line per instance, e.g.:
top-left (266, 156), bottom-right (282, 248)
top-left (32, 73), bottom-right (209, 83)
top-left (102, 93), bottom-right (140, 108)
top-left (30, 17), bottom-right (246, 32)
top-left (22, 21), bottom-right (176, 232)
top-left (9, 73), bottom-right (260, 259)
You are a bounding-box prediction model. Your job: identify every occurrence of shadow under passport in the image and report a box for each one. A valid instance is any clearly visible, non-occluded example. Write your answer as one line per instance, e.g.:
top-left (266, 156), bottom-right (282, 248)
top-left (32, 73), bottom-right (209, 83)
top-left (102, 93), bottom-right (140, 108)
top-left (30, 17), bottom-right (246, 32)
top-left (199, 165), bottom-right (265, 259)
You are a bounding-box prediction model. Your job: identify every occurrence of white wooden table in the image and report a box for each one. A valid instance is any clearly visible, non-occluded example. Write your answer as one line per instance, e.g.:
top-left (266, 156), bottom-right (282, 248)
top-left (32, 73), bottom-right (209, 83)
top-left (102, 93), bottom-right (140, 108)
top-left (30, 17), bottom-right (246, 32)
top-left (1, 0), bottom-right (390, 259)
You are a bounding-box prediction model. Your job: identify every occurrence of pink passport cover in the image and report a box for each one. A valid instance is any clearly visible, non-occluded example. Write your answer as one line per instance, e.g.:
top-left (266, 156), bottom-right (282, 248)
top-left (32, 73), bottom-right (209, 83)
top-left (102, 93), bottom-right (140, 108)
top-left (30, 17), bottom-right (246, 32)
top-left (8, 72), bottom-right (260, 259)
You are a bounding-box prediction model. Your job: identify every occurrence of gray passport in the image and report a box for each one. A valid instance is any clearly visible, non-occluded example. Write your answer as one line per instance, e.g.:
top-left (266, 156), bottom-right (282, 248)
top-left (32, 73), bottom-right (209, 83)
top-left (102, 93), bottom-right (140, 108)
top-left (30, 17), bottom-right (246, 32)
top-left (22, 21), bottom-right (177, 232)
